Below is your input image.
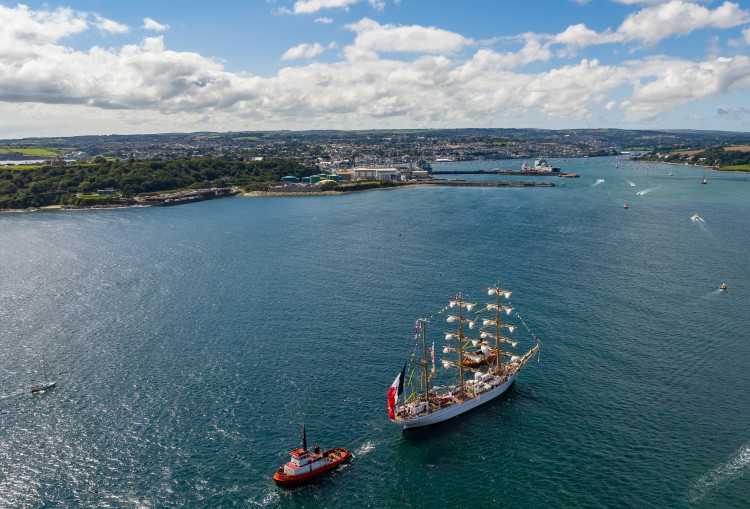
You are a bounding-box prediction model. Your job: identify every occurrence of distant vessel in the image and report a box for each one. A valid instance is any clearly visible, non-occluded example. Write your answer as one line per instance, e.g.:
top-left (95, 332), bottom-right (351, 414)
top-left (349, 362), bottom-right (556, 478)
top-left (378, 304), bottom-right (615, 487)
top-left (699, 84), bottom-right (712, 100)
top-left (595, 179), bottom-right (605, 185)
top-left (30, 354), bottom-right (56, 393)
top-left (669, 171), bottom-right (674, 176)
top-left (702, 176), bottom-right (707, 185)
top-left (719, 283), bottom-right (727, 291)
top-left (623, 204), bottom-right (628, 209)
top-left (522, 159), bottom-right (560, 172)
top-left (273, 425), bottom-right (351, 485)
top-left (690, 213), bottom-right (703, 222)
top-left (416, 158), bottom-right (432, 172)
top-left (388, 285), bottom-right (539, 429)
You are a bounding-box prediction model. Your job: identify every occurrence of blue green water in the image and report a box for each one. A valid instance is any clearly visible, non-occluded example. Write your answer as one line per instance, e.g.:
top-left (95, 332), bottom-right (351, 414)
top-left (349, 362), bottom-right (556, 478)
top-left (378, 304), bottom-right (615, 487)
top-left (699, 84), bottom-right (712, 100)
top-left (1, 157), bottom-right (748, 507)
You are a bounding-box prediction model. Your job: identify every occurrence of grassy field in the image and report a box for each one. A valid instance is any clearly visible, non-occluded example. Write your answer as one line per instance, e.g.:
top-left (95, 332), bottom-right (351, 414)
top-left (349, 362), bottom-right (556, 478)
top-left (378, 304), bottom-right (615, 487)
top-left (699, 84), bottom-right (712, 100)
top-left (0, 147), bottom-right (59, 157)
top-left (718, 164), bottom-right (750, 171)
top-left (233, 136), bottom-right (259, 140)
top-left (2, 164), bottom-right (46, 170)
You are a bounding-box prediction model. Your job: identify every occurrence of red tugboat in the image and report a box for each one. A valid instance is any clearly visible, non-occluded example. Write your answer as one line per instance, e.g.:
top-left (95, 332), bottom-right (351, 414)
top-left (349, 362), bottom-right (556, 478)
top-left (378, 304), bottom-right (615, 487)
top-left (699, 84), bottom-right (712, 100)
top-left (273, 425), bottom-right (351, 486)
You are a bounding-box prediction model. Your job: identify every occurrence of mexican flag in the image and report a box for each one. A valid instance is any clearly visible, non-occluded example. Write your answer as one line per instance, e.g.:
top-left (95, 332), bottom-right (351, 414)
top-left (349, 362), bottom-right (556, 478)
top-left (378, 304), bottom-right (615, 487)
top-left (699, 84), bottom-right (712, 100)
top-left (387, 365), bottom-right (406, 419)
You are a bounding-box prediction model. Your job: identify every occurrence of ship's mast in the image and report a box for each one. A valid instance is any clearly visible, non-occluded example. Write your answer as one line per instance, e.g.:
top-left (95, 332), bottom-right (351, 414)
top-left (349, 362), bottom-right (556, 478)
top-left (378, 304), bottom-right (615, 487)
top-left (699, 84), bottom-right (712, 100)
top-left (421, 319), bottom-right (430, 413)
top-left (493, 288), bottom-right (505, 372)
top-left (486, 283), bottom-right (513, 375)
top-left (457, 294), bottom-right (466, 399)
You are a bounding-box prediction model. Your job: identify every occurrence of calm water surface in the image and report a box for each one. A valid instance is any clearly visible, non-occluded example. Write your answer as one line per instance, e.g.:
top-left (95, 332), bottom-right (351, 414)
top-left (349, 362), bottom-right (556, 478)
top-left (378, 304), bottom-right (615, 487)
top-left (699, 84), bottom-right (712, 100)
top-left (1, 157), bottom-right (748, 507)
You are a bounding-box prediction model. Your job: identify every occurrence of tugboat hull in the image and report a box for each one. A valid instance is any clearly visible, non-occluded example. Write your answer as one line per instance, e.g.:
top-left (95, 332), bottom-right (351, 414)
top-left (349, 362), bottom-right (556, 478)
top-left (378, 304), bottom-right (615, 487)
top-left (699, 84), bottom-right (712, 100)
top-left (273, 448), bottom-right (351, 485)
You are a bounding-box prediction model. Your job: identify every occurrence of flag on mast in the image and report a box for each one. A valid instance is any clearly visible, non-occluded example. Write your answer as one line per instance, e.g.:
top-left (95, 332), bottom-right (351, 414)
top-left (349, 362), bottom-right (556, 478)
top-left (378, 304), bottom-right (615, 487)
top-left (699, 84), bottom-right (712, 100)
top-left (431, 342), bottom-right (435, 373)
top-left (387, 364), bottom-right (406, 419)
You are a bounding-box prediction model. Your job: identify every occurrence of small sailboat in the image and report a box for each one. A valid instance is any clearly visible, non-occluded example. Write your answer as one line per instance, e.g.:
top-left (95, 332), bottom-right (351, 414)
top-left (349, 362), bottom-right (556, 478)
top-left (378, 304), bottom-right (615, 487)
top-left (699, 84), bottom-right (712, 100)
top-left (273, 425), bottom-right (351, 485)
top-left (690, 213), bottom-right (703, 222)
top-left (30, 354), bottom-right (56, 393)
top-left (388, 284), bottom-right (540, 429)
top-left (702, 176), bottom-right (707, 185)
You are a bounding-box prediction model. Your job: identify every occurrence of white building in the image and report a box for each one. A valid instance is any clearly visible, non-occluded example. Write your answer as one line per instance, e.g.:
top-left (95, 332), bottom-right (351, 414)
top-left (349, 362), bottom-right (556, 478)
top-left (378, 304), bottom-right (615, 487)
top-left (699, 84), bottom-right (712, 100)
top-left (353, 166), bottom-right (399, 181)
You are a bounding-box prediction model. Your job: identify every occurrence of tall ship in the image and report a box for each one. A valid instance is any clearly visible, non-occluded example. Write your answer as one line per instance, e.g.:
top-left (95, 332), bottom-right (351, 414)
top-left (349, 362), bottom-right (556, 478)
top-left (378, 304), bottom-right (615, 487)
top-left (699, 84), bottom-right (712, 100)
top-left (388, 285), bottom-right (540, 429)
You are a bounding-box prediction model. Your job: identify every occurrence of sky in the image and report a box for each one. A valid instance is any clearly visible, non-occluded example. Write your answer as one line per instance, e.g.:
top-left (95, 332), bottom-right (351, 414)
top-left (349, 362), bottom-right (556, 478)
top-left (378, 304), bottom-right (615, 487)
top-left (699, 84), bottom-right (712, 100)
top-left (1, 0), bottom-right (750, 138)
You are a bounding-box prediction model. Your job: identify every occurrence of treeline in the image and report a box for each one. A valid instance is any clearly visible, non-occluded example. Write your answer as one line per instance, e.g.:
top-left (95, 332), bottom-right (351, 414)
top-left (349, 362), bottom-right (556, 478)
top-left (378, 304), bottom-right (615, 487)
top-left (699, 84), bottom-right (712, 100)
top-left (637, 147), bottom-right (750, 168)
top-left (0, 157), bottom-right (310, 209)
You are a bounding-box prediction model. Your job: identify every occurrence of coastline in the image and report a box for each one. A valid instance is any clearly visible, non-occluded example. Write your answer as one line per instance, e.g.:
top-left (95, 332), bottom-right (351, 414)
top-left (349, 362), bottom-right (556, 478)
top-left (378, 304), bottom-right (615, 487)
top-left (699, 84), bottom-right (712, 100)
top-left (633, 159), bottom-right (750, 173)
top-left (2, 178), bottom-right (555, 212)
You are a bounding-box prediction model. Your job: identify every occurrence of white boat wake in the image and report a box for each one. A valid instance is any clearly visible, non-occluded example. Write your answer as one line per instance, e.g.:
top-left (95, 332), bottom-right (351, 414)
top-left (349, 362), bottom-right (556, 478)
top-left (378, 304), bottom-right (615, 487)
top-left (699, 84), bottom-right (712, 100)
top-left (593, 179), bottom-right (605, 186)
top-left (626, 180), bottom-right (635, 187)
top-left (687, 442), bottom-right (750, 503)
top-left (636, 188), bottom-right (654, 196)
top-left (355, 441), bottom-right (376, 456)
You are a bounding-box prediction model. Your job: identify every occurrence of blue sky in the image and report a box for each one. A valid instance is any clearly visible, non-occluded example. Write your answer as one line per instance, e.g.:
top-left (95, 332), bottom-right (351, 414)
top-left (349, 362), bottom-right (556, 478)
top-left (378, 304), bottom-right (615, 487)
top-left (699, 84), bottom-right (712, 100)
top-left (1, 0), bottom-right (749, 138)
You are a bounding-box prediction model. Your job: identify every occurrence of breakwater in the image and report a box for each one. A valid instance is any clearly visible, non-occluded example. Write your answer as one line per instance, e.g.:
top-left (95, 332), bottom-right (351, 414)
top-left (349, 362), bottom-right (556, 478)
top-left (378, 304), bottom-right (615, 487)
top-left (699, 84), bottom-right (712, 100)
top-left (432, 170), bottom-right (576, 177)
top-left (423, 180), bottom-right (556, 187)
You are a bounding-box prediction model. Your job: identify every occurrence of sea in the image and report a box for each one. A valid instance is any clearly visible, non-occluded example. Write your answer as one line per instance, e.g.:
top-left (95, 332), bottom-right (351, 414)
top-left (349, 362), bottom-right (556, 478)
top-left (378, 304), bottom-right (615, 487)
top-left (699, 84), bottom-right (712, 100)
top-left (1, 156), bottom-right (748, 508)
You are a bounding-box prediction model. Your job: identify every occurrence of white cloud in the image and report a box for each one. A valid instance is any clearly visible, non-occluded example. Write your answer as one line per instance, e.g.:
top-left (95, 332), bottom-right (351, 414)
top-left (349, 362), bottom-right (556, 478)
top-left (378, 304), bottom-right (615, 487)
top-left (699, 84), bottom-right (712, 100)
top-left (1, 4), bottom-right (750, 135)
top-left (717, 106), bottom-right (750, 117)
top-left (314, 17), bottom-right (333, 23)
top-left (0, 4), bottom-right (89, 45)
top-left (616, 1), bottom-right (750, 46)
top-left (292, 0), bottom-right (384, 15)
top-left (142, 17), bottom-right (169, 32)
top-left (94, 14), bottom-right (130, 35)
top-left (346, 18), bottom-right (473, 54)
top-left (621, 55), bottom-right (750, 120)
top-left (282, 42), bottom-right (326, 60)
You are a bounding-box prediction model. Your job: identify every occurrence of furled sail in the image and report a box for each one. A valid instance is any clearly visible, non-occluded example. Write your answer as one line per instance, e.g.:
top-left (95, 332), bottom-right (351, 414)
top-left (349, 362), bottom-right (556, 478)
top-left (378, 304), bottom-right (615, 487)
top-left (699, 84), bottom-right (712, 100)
top-left (487, 303), bottom-right (514, 315)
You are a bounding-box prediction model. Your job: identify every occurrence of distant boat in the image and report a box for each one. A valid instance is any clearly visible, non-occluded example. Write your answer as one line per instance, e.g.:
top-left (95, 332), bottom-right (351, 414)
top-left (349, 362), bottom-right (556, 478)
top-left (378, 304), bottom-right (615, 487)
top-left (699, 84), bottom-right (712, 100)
top-left (719, 283), bottom-right (727, 291)
top-left (668, 171), bottom-right (674, 176)
top-left (690, 213), bottom-right (703, 222)
top-left (623, 204), bottom-right (628, 209)
top-left (273, 424), bottom-right (350, 485)
top-left (702, 176), bottom-right (707, 185)
top-left (30, 354), bottom-right (56, 393)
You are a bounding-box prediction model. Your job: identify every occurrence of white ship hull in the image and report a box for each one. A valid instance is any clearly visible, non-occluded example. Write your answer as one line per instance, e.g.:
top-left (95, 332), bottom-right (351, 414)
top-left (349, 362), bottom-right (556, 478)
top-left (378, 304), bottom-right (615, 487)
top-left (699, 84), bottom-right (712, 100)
top-left (392, 374), bottom-right (517, 429)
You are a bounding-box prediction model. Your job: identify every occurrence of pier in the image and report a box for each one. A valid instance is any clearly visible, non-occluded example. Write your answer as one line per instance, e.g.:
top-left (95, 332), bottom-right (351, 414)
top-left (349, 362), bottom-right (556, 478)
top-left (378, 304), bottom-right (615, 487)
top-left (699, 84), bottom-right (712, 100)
top-left (422, 181), bottom-right (556, 187)
top-left (431, 170), bottom-right (577, 177)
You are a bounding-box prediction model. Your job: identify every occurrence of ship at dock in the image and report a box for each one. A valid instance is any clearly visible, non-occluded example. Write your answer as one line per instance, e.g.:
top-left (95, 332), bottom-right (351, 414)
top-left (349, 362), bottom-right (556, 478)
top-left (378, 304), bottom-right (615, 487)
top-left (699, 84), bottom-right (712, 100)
top-left (387, 285), bottom-right (540, 429)
top-left (522, 159), bottom-right (560, 172)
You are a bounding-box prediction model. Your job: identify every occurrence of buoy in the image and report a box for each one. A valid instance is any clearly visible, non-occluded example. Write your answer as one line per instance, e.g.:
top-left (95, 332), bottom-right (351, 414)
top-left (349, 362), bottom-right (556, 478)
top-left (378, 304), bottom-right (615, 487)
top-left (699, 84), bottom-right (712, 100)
top-left (623, 204), bottom-right (628, 209)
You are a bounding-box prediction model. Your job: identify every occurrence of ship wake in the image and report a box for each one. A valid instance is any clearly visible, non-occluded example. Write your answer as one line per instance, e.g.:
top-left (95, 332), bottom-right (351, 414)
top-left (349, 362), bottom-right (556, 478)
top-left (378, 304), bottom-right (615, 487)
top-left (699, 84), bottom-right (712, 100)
top-left (687, 441), bottom-right (750, 503)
